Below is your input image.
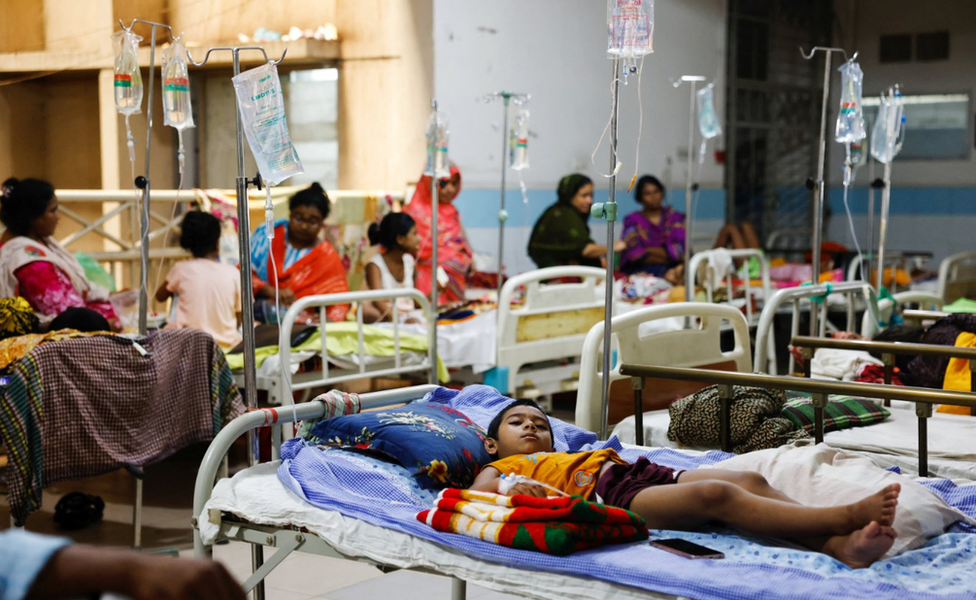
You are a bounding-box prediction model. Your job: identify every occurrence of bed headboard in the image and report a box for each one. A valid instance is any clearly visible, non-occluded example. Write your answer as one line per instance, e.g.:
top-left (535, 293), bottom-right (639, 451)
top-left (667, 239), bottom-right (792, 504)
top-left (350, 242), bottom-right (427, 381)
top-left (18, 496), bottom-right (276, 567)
top-left (937, 251), bottom-right (976, 304)
top-left (860, 290), bottom-right (943, 338)
top-left (494, 266), bottom-right (607, 394)
top-left (687, 248), bottom-right (771, 325)
top-left (575, 303), bottom-right (752, 436)
top-left (753, 281), bottom-right (876, 375)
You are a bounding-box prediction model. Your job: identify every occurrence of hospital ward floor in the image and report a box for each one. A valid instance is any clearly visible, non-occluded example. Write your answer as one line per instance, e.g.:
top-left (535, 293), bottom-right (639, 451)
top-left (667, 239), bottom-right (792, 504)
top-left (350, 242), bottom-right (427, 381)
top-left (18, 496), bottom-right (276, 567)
top-left (0, 399), bottom-right (578, 599)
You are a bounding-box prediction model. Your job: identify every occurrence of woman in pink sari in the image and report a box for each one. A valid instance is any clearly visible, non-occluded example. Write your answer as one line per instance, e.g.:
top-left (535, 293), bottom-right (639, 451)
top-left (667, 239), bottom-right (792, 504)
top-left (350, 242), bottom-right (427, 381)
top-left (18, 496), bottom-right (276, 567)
top-left (0, 178), bottom-right (118, 330)
top-left (404, 165), bottom-right (472, 306)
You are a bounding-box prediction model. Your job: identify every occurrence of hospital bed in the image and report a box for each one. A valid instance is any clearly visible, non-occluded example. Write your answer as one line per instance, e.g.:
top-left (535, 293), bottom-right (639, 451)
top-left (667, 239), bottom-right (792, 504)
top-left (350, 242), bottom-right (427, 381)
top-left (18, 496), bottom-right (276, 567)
top-left (687, 248), bottom-right (771, 324)
top-left (192, 383), bottom-right (976, 600)
top-left (936, 250), bottom-right (976, 304)
top-left (233, 289), bottom-right (436, 405)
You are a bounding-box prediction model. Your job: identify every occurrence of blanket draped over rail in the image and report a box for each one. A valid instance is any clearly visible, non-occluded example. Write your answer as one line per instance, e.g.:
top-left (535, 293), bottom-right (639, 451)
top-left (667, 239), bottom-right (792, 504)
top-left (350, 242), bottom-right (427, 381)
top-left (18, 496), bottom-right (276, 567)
top-left (0, 329), bottom-right (244, 524)
top-left (417, 488), bottom-right (648, 555)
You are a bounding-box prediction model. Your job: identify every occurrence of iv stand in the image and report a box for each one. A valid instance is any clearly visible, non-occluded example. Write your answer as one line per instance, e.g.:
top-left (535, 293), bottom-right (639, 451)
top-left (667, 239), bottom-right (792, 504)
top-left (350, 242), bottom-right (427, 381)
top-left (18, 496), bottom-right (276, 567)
top-left (800, 45), bottom-right (852, 336)
top-left (875, 86), bottom-right (898, 294)
top-left (118, 19), bottom-right (179, 336)
top-left (673, 75), bottom-right (706, 302)
top-left (592, 58), bottom-right (622, 441)
top-left (484, 91), bottom-right (529, 303)
top-left (427, 100), bottom-right (440, 386)
top-left (187, 45), bottom-right (287, 600)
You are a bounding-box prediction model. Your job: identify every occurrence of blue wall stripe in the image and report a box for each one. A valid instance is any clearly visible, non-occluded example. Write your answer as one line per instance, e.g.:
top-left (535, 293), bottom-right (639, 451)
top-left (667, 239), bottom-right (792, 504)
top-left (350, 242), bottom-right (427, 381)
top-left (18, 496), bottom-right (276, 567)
top-left (826, 187), bottom-right (976, 216)
top-left (454, 187), bottom-right (726, 229)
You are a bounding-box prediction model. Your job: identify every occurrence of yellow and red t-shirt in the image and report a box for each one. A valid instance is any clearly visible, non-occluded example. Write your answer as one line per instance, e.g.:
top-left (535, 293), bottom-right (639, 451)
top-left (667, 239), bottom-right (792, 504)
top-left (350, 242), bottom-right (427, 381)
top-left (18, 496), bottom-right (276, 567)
top-left (486, 449), bottom-right (628, 499)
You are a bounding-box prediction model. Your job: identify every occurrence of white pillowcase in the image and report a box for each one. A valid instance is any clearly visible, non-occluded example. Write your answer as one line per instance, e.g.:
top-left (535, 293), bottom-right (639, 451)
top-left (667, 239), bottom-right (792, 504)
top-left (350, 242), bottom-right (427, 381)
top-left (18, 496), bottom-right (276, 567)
top-left (709, 443), bottom-right (973, 557)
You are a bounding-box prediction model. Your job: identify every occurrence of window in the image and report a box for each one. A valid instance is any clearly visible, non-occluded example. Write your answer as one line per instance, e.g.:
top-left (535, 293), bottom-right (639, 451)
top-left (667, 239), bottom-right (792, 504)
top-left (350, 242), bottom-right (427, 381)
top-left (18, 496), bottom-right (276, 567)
top-left (863, 93), bottom-right (970, 161)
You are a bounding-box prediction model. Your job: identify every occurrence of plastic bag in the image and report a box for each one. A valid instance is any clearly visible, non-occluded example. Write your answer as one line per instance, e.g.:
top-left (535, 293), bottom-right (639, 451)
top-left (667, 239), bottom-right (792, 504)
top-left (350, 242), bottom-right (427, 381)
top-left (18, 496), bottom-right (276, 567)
top-left (424, 108), bottom-right (450, 178)
top-left (697, 84), bottom-right (722, 140)
top-left (75, 252), bottom-right (117, 293)
top-left (232, 62), bottom-right (304, 185)
top-left (835, 60), bottom-right (866, 144)
top-left (607, 0), bottom-right (654, 59)
top-left (509, 107), bottom-right (529, 171)
top-left (870, 87), bottom-right (905, 164)
top-left (112, 30), bottom-right (143, 116)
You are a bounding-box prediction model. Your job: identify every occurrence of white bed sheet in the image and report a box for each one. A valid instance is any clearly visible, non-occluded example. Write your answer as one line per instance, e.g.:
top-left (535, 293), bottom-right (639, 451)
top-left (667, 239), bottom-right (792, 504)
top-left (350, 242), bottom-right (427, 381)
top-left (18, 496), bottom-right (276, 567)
top-left (612, 402), bottom-right (976, 481)
top-left (201, 463), bottom-right (673, 600)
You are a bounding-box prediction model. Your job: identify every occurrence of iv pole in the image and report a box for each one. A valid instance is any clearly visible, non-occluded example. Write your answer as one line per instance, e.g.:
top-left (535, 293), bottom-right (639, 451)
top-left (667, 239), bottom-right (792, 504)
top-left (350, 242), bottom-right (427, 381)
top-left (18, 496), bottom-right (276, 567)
top-left (800, 45), bottom-right (851, 336)
top-left (484, 91), bottom-right (529, 303)
top-left (875, 86), bottom-right (899, 294)
top-left (427, 100), bottom-right (440, 385)
top-left (673, 75), bottom-right (706, 302)
top-left (187, 45), bottom-right (286, 600)
top-left (118, 19), bottom-right (178, 336)
top-left (593, 58), bottom-right (621, 441)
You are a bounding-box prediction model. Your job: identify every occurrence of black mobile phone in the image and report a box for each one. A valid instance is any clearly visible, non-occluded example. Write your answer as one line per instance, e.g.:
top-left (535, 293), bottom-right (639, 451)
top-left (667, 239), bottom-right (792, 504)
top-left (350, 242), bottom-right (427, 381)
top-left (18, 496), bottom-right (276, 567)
top-left (649, 538), bottom-right (725, 559)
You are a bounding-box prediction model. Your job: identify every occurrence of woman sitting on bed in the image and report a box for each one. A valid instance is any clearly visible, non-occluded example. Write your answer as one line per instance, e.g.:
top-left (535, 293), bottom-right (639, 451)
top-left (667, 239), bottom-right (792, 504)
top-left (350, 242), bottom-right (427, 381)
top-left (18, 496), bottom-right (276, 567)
top-left (619, 175), bottom-right (685, 283)
top-left (250, 183), bottom-right (349, 323)
top-left (528, 174), bottom-right (626, 269)
top-left (0, 178), bottom-right (119, 330)
top-left (472, 399), bottom-right (903, 569)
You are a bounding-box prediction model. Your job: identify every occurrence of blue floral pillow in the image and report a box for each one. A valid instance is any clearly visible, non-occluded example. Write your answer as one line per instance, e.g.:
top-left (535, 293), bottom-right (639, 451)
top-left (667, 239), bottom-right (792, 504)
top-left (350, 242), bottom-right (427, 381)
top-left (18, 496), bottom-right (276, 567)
top-left (305, 402), bottom-right (490, 490)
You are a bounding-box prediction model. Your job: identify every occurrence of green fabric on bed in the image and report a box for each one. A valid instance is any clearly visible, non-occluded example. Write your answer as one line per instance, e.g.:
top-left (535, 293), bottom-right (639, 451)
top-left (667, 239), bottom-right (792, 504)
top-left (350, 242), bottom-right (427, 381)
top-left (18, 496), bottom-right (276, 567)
top-left (943, 298), bottom-right (976, 314)
top-left (224, 322), bottom-right (449, 382)
top-left (781, 391), bottom-right (890, 433)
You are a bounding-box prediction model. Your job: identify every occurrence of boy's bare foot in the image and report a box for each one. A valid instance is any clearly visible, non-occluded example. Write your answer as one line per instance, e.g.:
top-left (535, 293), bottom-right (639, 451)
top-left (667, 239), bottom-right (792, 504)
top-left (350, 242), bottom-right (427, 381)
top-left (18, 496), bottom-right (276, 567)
top-left (823, 521), bottom-right (898, 569)
top-left (844, 483), bottom-right (900, 532)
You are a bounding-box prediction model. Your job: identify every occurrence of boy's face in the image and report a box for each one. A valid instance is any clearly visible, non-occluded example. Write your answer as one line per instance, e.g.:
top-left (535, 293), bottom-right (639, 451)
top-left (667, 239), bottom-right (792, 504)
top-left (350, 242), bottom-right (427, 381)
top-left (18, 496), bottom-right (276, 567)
top-left (485, 405), bottom-right (554, 458)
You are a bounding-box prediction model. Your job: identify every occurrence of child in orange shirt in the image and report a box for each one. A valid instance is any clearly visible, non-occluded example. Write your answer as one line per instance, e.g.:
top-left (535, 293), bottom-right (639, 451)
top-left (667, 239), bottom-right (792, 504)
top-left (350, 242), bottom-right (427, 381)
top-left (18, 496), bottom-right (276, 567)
top-left (470, 399), bottom-right (902, 569)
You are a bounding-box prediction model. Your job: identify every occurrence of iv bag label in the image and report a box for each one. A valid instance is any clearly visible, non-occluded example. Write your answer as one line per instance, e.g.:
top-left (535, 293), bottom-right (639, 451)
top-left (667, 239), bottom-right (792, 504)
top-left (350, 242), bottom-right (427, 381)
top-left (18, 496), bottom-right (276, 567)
top-left (164, 77), bottom-right (189, 91)
top-left (114, 74), bottom-right (132, 87)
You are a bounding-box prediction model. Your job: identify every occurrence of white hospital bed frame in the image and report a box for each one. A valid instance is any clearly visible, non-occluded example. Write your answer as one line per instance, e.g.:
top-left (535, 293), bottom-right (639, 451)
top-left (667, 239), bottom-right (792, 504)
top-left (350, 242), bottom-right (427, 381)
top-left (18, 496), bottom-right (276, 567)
top-left (937, 250), bottom-right (976, 304)
top-left (687, 248), bottom-right (771, 326)
top-left (241, 289), bottom-right (434, 405)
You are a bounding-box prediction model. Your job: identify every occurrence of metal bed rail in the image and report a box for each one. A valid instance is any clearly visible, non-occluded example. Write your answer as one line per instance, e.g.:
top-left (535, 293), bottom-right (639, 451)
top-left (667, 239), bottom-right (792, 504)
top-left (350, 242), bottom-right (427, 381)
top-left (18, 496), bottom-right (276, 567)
top-left (687, 248), bottom-right (772, 326)
top-left (754, 280), bottom-right (875, 374)
top-left (192, 385), bottom-right (438, 558)
top-left (792, 335), bottom-right (976, 415)
top-left (277, 289), bottom-right (436, 402)
top-left (618, 363), bottom-right (976, 477)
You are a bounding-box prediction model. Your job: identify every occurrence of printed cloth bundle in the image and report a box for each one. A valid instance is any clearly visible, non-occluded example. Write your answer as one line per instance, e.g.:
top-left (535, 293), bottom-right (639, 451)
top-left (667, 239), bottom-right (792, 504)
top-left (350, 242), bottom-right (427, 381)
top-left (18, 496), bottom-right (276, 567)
top-left (416, 488), bottom-right (648, 556)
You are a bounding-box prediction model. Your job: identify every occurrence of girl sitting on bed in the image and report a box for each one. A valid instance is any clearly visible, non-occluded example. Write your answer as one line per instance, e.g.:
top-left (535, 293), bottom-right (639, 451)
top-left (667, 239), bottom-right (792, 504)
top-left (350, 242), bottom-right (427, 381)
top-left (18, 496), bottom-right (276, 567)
top-left (470, 399), bottom-right (902, 569)
top-left (362, 212), bottom-right (420, 323)
top-left (156, 211), bottom-right (242, 351)
top-left (0, 178), bottom-right (119, 330)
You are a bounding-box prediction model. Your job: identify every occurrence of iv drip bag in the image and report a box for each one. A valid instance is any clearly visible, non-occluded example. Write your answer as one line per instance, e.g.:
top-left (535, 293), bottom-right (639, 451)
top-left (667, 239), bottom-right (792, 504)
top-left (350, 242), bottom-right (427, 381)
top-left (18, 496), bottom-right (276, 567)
top-left (232, 62), bottom-right (304, 185)
top-left (697, 84), bottom-right (722, 140)
top-left (870, 86), bottom-right (905, 165)
top-left (509, 107), bottom-right (529, 171)
top-left (112, 30), bottom-right (144, 116)
top-left (161, 39), bottom-right (195, 131)
top-left (835, 60), bottom-right (866, 144)
top-left (424, 109), bottom-right (450, 178)
top-left (607, 0), bottom-right (654, 59)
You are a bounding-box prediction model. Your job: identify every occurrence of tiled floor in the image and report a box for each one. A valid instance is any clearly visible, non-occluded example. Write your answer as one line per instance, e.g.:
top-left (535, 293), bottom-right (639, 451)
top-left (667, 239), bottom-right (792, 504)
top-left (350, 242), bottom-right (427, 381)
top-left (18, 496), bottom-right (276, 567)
top-left (0, 396), bottom-right (576, 599)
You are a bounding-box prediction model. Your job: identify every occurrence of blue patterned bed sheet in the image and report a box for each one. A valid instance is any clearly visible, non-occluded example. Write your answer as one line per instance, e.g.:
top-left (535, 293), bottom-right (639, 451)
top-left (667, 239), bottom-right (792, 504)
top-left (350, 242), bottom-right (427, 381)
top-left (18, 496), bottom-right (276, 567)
top-left (278, 385), bottom-right (976, 600)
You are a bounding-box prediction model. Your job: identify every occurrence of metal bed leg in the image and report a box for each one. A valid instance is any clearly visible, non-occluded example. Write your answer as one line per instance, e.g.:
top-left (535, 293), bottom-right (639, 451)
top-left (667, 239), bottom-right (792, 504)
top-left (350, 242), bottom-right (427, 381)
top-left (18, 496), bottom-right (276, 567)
top-left (811, 392), bottom-right (827, 445)
top-left (132, 470), bottom-right (143, 549)
top-left (451, 577), bottom-right (467, 600)
top-left (882, 353), bottom-right (894, 407)
top-left (632, 376), bottom-right (646, 447)
top-left (717, 384), bottom-right (733, 453)
top-left (916, 402), bottom-right (932, 478)
top-left (241, 533), bottom-right (305, 593)
top-left (252, 545), bottom-right (266, 600)
top-left (219, 455), bottom-right (229, 481)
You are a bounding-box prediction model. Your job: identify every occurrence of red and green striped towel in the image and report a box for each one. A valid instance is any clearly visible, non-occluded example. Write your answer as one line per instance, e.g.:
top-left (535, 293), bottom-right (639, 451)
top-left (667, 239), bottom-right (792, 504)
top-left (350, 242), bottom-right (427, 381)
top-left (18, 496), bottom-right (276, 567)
top-left (417, 488), bottom-right (648, 556)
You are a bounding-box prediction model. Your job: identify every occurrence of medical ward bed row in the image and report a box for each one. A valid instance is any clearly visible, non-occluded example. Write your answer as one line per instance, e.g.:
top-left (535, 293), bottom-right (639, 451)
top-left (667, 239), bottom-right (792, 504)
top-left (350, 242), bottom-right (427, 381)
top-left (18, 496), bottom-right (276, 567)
top-left (193, 342), bottom-right (976, 600)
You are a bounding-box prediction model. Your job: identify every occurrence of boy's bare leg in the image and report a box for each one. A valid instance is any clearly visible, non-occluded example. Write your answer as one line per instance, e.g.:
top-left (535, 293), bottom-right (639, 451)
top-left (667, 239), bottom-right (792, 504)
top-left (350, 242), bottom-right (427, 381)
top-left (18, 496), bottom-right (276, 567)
top-left (677, 469), bottom-right (797, 505)
top-left (741, 222), bottom-right (761, 249)
top-left (628, 480), bottom-right (899, 537)
top-left (629, 481), bottom-right (900, 568)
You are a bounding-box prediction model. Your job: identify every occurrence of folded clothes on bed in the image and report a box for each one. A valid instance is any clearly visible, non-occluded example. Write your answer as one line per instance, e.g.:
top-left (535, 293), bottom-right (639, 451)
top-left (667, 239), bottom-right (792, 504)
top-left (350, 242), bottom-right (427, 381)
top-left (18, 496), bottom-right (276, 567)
top-left (417, 488), bottom-right (648, 555)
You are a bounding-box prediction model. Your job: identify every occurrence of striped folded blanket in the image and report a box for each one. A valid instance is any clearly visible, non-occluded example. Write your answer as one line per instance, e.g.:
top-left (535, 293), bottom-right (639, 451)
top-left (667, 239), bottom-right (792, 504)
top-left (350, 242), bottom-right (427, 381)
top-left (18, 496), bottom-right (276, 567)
top-left (416, 488), bottom-right (648, 556)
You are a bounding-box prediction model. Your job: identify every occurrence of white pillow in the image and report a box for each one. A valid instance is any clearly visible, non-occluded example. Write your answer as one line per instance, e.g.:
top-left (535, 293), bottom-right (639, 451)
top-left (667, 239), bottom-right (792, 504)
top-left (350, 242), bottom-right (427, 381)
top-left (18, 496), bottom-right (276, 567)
top-left (709, 443), bottom-right (973, 557)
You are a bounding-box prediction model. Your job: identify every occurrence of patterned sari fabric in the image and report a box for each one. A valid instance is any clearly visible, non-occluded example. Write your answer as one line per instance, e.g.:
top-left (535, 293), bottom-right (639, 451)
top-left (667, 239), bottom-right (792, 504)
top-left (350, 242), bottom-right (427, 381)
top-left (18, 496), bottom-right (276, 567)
top-left (404, 165), bottom-right (473, 306)
top-left (417, 488), bottom-right (648, 556)
top-left (0, 237), bottom-right (118, 328)
top-left (619, 207), bottom-right (686, 276)
top-left (251, 223), bottom-right (349, 322)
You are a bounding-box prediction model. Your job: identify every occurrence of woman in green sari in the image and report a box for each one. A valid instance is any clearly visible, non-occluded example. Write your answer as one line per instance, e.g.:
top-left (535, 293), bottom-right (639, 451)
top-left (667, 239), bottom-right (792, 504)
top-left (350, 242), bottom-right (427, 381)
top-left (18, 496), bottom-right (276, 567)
top-left (527, 174), bottom-right (624, 269)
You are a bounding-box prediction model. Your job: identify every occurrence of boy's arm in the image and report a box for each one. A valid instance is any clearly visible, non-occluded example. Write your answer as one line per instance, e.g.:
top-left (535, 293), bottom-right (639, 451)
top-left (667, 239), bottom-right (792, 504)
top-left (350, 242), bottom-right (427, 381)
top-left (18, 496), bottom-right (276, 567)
top-left (469, 465), bottom-right (502, 493)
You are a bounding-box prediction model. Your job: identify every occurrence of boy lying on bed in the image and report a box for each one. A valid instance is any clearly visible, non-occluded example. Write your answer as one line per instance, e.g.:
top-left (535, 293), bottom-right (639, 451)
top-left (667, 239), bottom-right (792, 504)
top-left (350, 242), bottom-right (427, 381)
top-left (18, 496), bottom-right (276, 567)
top-left (470, 399), bottom-right (902, 569)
